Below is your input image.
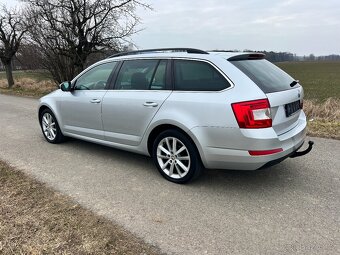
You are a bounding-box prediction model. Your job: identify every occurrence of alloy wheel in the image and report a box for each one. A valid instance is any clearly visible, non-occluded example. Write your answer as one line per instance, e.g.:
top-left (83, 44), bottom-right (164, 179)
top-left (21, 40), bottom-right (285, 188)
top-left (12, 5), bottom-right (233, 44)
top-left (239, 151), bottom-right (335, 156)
top-left (156, 137), bottom-right (191, 179)
top-left (41, 112), bottom-right (57, 141)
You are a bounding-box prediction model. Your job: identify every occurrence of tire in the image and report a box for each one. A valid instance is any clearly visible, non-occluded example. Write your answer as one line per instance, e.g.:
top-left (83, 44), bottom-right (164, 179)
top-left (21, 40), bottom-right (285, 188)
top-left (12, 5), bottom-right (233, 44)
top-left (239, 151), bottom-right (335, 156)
top-left (40, 108), bottom-right (66, 144)
top-left (152, 129), bottom-right (203, 184)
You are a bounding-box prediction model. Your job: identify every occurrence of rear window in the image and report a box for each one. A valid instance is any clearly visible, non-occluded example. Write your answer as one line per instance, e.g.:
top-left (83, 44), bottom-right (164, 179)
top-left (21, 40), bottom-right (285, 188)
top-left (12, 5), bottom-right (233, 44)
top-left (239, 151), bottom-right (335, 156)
top-left (174, 60), bottom-right (230, 91)
top-left (230, 59), bottom-right (296, 93)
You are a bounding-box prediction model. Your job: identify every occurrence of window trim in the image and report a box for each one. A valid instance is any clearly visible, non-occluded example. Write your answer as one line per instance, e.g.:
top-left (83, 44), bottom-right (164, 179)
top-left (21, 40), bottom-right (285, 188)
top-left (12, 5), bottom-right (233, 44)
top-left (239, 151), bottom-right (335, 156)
top-left (171, 58), bottom-right (233, 92)
top-left (73, 61), bottom-right (119, 91)
top-left (110, 59), bottom-right (172, 91)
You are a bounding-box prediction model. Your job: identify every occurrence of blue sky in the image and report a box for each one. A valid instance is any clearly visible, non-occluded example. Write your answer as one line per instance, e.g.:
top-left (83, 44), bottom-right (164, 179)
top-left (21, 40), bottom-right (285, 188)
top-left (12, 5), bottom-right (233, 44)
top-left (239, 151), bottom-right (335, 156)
top-left (2, 0), bottom-right (339, 55)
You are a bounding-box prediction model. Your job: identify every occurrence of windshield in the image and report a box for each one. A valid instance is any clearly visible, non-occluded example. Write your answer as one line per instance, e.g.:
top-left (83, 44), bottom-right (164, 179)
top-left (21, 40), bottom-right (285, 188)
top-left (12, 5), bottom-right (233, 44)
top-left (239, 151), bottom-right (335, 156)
top-left (230, 59), bottom-right (297, 93)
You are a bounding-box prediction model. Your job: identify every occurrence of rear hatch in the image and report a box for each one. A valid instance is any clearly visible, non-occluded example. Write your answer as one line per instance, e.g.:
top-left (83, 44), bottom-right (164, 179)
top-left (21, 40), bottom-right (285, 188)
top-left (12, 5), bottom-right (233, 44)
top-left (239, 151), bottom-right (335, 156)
top-left (229, 54), bottom-right (303, 135)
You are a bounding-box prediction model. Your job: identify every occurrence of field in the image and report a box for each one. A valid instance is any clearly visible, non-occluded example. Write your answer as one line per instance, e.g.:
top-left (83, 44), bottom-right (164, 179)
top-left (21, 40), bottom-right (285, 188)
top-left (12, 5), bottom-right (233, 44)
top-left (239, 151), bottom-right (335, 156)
top-left (277, 61), bottom-right (340, 101)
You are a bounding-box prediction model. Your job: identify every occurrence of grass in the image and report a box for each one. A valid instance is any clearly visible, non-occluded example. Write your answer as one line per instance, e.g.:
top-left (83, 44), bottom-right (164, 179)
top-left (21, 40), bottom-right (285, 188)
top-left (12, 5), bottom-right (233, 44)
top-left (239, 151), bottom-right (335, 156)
top-left (0, 160), bottom-right (162, 255)
top-left (0, 77), bottom-right (57, 98)
top-left (277, 61), bottom-right (340, 101)
top-left (304, 98), bottom-right (340, 139)
top-left (0, 70), bottom-right (53, 82)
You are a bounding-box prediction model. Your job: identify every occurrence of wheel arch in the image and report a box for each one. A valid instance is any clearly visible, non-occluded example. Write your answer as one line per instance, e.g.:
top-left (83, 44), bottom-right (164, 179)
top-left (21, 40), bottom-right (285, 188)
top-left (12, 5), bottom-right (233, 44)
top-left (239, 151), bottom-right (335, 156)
top-left (146, 124), bottom-right (204, 164)
top-left (38, 103), bottom-right (63, 133)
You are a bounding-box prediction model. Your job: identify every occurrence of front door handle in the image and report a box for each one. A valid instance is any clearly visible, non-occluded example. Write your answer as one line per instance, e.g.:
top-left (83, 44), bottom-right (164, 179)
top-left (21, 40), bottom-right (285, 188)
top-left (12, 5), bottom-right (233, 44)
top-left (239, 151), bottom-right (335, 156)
top-left (90, 99), bottom-right (101, 104)
top-left (143, 102), bottom-right (158, 107)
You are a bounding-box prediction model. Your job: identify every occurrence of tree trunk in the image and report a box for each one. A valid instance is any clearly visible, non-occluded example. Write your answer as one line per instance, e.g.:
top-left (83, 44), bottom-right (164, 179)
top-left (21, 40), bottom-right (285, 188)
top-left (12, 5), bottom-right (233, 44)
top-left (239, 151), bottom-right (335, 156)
top-left (4, 60), bottom-right (14, 88)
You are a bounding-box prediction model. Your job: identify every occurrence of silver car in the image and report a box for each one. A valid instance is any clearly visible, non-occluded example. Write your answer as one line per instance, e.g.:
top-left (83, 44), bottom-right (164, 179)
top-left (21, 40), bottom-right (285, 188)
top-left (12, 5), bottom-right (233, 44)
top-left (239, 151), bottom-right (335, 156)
top-left (38, 48), bottom-right (313, 183)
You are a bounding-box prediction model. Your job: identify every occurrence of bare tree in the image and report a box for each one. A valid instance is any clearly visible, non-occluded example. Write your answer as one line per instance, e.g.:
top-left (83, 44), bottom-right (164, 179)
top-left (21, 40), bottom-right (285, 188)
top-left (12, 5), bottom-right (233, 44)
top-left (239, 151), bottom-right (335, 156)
top-left (24, 0), bottom-right (150, 83)
top-left (0, 6), bottom-right (27, 88)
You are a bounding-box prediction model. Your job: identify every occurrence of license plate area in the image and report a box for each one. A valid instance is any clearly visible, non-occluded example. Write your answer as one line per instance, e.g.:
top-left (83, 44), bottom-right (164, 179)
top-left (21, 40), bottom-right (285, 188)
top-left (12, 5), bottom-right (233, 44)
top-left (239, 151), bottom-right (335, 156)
top-left (285, 100), bottom-right (301, 117)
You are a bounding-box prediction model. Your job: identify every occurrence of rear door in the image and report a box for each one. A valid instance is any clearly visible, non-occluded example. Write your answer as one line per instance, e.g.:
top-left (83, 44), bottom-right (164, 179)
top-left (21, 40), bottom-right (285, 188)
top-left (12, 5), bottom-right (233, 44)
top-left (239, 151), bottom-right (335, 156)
top-left (102, 59), bottom-right (171, 146)
top-left (231, 58), bottom-right (303, 135)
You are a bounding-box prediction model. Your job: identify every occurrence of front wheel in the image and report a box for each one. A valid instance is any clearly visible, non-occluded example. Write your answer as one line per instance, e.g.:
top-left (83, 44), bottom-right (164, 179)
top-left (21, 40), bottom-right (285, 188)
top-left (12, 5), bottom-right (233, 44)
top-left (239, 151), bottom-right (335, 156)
top-left (40, 109), bottom-right (65, 144)
top-left (152, 129), bottom-right (203, 184)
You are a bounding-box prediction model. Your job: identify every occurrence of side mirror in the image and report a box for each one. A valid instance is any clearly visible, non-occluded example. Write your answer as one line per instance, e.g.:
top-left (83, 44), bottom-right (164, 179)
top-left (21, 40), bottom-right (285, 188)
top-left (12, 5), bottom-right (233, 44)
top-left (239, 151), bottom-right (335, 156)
top-left (60, 81), bottom-right (72, 92)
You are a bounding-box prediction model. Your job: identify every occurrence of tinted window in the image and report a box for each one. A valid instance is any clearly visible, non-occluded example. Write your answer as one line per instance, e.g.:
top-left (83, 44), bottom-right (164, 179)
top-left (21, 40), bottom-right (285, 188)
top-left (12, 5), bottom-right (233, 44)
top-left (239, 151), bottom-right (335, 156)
top-left (174, 60), bottom-right (230, 91)
top-left (75, 62), bottom-right (117, 90)
top-left (231, 59), bottom-right (296, 93)
top-left (116, 59), bottom-right (167, 90)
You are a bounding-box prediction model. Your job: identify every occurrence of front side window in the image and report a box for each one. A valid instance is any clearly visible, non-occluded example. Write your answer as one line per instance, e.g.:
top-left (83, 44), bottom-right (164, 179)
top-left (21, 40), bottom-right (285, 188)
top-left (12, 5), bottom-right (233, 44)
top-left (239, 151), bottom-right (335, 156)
top-left (115, 59), bottom-right (167, 90)
top-left (174, 60), bottom-right (230, 91)
top-left (75, 62), bottom-right (117, 90)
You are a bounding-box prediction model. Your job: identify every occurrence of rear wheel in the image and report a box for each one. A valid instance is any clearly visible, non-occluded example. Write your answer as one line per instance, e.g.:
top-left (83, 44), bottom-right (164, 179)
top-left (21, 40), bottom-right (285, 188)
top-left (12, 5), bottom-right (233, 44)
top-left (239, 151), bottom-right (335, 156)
top-left (40, 109), bottom-right (65, 144)
top-left (152, 129), bottom-right (202, 183)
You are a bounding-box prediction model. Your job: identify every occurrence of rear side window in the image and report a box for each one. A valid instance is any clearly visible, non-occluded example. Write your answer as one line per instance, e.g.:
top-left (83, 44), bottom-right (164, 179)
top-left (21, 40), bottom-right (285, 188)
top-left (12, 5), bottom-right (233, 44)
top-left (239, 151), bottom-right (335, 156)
top-left (115, 59), bottom-right (167, 90)
top-left (174, 60), bottom-right (230, 91)
top-left (230, 59), bottom-right (296, 93)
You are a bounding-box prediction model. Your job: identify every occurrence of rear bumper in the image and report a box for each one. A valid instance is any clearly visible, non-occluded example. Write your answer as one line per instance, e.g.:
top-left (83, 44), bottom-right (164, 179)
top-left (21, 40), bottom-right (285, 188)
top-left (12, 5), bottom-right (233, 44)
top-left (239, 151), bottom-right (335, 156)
top-left (190, 112), bottom-right (308, 170)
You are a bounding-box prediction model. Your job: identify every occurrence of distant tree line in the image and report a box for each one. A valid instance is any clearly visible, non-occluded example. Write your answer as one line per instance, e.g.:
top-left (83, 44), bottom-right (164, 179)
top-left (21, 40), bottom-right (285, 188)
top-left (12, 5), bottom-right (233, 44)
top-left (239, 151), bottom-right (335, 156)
top-left (260, 51), bottom-right (340, 62)
top-left (240, 50), bottom-right (340, 62)
top-left (5, 48), bottom-right (340, 73)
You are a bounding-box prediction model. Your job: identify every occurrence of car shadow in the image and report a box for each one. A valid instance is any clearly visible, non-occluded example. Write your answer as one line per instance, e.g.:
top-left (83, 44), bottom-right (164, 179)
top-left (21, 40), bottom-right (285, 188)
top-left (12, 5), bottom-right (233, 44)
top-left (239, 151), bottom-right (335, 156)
top-left (63, 138), bottom-right (303, 194)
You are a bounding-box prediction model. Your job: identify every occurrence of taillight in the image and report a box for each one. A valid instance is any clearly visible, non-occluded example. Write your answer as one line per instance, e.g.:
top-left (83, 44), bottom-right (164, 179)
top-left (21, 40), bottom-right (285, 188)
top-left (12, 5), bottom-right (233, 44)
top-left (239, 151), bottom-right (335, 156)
top-left (232, 99), bottom-right (272, 129)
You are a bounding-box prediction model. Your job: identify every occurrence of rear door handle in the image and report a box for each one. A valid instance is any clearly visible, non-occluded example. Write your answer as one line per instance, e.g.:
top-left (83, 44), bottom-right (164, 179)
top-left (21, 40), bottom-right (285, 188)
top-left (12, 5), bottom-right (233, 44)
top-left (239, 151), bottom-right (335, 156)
top-left (90, 99), bottom-right (101, 104)
top-left (143, 102), bottom-right (158, 107)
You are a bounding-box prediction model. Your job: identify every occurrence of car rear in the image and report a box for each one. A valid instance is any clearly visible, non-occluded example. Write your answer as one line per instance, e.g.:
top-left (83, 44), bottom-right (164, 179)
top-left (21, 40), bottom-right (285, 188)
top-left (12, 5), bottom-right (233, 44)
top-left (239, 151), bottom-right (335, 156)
top-left (193, 53), bottom-right (310, 170)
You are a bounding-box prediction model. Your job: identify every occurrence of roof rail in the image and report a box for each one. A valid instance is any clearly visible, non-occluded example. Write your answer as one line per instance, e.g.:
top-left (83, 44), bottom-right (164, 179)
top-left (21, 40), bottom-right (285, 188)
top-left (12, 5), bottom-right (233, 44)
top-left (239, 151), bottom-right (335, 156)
top-left (107, 48), bottom-right (209, 58)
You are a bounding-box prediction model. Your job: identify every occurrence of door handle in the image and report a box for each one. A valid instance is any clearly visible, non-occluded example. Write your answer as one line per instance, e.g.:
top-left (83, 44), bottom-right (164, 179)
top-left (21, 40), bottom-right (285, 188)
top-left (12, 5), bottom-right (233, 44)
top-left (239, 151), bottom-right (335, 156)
top-left (143, 102), bottom-right (158, 107)
top-left (90, 99), bottom-right (101, 104)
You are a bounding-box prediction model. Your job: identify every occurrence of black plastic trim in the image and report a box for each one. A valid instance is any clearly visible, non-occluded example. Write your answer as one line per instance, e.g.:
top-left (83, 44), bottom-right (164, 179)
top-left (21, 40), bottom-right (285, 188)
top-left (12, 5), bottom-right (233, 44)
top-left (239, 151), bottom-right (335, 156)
top-left (258, 141), bottom-right (314, 169)
top-left (228, 53), bottom-right (265, 61)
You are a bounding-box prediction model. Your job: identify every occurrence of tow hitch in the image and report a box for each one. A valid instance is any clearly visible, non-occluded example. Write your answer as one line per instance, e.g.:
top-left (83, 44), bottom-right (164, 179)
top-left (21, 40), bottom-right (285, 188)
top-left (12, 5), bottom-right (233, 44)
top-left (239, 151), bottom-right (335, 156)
top-left (290, 141), bottom-right (314, 158)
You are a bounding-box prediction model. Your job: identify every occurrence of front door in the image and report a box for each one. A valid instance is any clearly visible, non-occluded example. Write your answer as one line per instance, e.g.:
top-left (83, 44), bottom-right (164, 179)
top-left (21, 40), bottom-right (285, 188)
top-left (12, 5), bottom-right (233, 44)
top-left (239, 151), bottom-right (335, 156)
top-left (61, 61), bottom-right (117, 140)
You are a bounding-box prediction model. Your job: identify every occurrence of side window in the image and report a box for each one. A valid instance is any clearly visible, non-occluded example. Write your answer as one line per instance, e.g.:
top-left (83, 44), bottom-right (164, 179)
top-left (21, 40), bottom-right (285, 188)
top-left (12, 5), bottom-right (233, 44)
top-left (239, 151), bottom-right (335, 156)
top-left (174, 60), bottom-right (230, 91)
top-left (75, 62), bottom-right (117, 90)
top-left (115, 59), bottom-right (167, 90)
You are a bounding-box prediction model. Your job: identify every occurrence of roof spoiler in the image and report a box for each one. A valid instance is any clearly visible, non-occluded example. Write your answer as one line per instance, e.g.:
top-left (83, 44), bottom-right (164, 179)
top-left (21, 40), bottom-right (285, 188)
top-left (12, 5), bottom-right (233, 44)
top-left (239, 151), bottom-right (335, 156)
top-left (228, 53), bottom-right (265, 61)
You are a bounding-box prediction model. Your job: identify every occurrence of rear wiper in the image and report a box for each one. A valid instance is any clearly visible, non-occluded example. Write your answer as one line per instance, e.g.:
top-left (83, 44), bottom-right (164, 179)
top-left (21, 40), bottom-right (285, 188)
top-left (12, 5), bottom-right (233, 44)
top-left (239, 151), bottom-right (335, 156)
top-left (290, 80), bottom-right (299, 87)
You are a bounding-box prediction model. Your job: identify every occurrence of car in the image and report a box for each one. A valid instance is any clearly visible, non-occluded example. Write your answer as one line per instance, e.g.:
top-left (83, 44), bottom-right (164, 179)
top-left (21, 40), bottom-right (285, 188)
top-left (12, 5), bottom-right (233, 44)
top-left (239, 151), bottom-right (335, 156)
top-left (38, 48), bottom-right (313, 183)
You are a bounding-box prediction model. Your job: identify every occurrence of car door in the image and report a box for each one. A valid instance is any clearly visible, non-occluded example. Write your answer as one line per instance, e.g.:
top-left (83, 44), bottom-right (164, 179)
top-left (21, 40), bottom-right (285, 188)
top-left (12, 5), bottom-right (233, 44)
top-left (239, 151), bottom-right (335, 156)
top-left (102, 59), bottom-right (172, 146)
top-left (60, 61), bottom-right (117, 140)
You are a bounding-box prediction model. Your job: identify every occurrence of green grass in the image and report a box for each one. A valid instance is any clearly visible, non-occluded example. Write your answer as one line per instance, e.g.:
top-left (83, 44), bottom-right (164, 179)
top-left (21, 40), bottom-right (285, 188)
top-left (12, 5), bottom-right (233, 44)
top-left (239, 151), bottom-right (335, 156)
top-left (0, 70), bottom-right (52, 82)
top-left (276, 61), bottom-right (340, 101)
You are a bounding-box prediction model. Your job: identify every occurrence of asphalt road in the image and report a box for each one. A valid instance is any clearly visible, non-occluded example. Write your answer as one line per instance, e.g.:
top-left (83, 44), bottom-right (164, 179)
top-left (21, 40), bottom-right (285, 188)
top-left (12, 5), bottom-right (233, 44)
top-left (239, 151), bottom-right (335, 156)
top-left (0, 94), bottom-right (339, 255)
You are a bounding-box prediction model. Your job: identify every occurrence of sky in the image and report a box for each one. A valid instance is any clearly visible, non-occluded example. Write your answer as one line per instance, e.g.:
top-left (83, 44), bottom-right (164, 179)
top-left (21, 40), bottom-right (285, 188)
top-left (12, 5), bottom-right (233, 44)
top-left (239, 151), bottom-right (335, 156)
top-left (2, 0), bottom-right (339, 56)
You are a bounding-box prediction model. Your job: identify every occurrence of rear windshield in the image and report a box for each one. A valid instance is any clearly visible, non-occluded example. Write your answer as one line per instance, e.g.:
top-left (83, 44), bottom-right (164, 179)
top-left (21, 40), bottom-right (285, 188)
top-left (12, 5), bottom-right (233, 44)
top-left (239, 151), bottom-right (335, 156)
top-left (230, 59), bottom-right (296, 93)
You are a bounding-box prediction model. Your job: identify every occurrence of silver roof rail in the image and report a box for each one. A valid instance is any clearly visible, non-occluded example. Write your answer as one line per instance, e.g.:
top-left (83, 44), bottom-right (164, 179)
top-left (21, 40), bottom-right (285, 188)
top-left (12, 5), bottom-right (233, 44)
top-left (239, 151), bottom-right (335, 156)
top-left (107, 48), bottom-right (209, 58)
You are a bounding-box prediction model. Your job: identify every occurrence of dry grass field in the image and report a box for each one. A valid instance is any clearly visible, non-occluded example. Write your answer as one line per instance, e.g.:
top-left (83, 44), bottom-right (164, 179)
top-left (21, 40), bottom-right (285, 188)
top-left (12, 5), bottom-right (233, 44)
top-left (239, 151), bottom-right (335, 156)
top-left (0, 160), bottom-right (161, 255)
